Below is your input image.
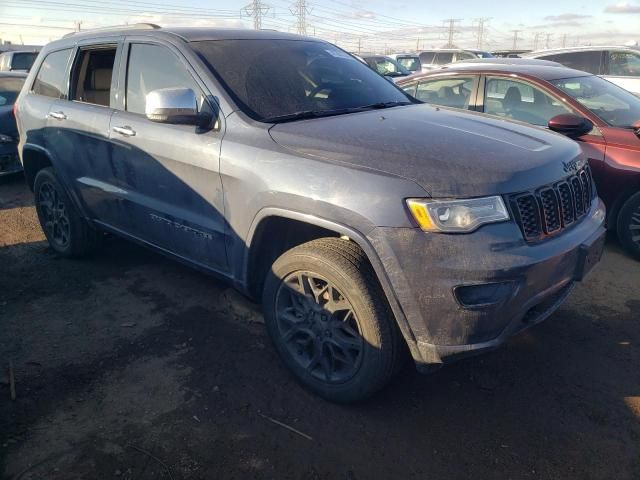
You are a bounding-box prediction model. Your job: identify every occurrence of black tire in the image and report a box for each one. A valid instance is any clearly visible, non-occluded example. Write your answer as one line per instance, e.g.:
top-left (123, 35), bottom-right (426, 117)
top-left (617, 191), bottom-right (640, 260)
top-left (33, 167), bottom-right (101, 257)
top-left (262, 238), bottom-right (403, 403)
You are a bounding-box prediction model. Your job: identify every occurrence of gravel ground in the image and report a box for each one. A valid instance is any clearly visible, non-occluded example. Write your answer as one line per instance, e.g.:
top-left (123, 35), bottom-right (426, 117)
top-left (1, 173), bottom-right (639, 480)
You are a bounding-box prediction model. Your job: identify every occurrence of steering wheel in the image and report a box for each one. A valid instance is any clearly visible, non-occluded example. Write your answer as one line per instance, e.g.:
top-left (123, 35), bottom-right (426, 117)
top-left (308, 82), bottom-right (333, 98)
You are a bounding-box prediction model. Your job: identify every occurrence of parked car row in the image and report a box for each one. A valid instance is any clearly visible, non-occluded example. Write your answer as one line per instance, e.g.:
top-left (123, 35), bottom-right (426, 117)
top-left (397, 60), bottom-right (640, 259)
top-left (0, 49), bottom-right (39, 72)
top-left (12, 25), bottom-right (609, 402)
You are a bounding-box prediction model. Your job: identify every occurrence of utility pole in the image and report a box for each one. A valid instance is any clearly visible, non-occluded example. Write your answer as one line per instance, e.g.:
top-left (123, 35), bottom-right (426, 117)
top-left (289, 0), bottom-right (310, 36)
top-left (416, 37), bottom-right (421, 51)
top-left (473, 17), bottom-right (490, 49)
top-left (545, 33), bottom-right (553, 49)
top-left (242, 0), bottom-right (270, 30)
top-left (74, 20), bottom-right (82, 32)
top-left (442, 18), bottom-right (461, 48)
top-left (561, 33), bottom-right (567, 47)
top-left (533, 32), bottom-right (542, 50)
top-left (511, 29), bottom-right (522, 50)
top-left (358, 37), bottom-right (362, 55)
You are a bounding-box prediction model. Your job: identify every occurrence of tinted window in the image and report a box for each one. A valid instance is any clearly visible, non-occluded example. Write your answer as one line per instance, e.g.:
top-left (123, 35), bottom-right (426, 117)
top-left (126, 43), bottom-right (202, 115)
top-left (11, 52), bottom-right (38, 71)
top-left (456, 52), bottom-right (476, 61)
top-left (552, 75), bottom-right (640, 128)
top-left (541, 51), bottom-right (602, 74)
top-left (419, 51), bottom-right (436, 63)
top-left (397, 56), bottom-right (420, 72)
top-left (608, 51), bottom-right (640, 77)
top-left (414, 76), bottom-right (475, 109)
top-left (366, 57), bottom-right (409, 76)
top-left (0, 77), bottom-right (25, 105)
top-left (193, 40), bottom-right (410, 122)
top-left (434, 52), bottom-right (454, 64)
top-left (484, 77), bottom-right (572, 126)
top-left (32, 49), bottom-right (72, 98)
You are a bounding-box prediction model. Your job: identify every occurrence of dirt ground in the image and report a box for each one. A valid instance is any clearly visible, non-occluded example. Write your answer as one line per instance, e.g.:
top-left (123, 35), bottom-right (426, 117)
top-left (1, 173), bottom-right (639, 480)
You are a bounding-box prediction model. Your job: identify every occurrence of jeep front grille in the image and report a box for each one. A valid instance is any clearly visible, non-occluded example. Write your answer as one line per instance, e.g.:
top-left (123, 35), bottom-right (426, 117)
top-left (510, 165), bottom-right (595, 242)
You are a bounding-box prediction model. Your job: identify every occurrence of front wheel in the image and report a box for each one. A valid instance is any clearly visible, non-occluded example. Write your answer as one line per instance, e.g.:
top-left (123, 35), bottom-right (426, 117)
top-left (617, 191), bottom-right (640, 260)
top-left (34, 167), bottom-right (101, 257)
top-left (262, 238), bottom-right (402, 403)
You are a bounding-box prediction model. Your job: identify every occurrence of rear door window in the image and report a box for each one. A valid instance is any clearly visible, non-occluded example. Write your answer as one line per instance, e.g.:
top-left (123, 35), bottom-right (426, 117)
top-left (540, 51), bottom-right (603, 74)
top-left (419, 51), bottom-right (436, 64)
top-left (607, 50), bottom-right (640, 76)
top-left (32, 48), bottom-right (73, 98)
top-left (11, 52), bottom-right (38, 71)
top-left (484, 77), bottom-right (572, 126)
top-left (434, 52), bottom-right (454, 65)
top-left (70, 46), bottom-right (117, 107)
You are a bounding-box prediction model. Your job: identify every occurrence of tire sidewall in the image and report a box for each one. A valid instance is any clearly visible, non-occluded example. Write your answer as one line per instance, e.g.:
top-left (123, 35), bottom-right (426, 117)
top-left (617, 192), bottom-right (640, 260)
top-left (263, 248), bottom-right (389, 402)
top-left (34, 168), bottom-right (80, 256)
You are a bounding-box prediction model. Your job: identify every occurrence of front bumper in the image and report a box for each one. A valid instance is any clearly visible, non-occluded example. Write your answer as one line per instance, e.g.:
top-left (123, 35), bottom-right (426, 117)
top-left (368, 199), bottom-right (606, 370)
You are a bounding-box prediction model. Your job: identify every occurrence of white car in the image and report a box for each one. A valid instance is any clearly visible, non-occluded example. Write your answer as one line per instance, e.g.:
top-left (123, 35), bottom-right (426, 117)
top-left (524, 46), bottom-right (640, 96)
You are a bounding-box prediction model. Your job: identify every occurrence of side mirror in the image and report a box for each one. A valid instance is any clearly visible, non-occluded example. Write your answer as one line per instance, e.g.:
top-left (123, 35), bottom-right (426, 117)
top-left (145, 87), bottom-right (210, 126)
top-left (548, 114), bottom-right (594, 138)
top-left (632, 120), bottom-right (640, 139)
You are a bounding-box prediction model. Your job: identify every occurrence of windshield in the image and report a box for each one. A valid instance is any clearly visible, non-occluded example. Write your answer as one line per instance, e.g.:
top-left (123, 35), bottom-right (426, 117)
top-left (10, 52), bottom-right (38, 71)
top-left (0, 77), bottom-right (25, 105)
top-left (397, 56), bottom-right (421, 72)
top-left (551, 75), bottom-right (640, 128)
top-left (192, 40), bottom-right (411, 122)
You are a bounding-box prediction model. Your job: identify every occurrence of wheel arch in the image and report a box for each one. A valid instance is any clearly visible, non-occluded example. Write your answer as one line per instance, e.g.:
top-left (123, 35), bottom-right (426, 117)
top-left (21, 144), bottom-right (53, 191)
top-left (241, 208), bottom-right (421, 362)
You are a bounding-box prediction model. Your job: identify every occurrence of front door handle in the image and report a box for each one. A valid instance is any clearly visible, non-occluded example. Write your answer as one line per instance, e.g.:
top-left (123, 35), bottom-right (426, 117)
top-left (48, 111), bottom-right (67, 120)
top-left (112, 125), bottom-right (136, 137)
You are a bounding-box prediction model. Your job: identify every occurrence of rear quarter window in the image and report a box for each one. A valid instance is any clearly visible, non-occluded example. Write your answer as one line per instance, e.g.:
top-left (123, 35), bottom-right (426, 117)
top-left (32, 48), bottom-right (72, 98)
top-left (540, 51), bottom-right (603, 74)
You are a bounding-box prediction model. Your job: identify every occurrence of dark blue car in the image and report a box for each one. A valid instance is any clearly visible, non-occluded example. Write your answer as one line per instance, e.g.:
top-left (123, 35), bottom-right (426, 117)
top-left (0, 72), bottom-right (26, 176)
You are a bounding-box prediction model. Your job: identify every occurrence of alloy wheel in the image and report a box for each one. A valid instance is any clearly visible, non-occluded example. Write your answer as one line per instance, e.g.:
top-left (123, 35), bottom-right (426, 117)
top-left (275, 271), bottom-right (363, 383)
top-left (38, 181), bottom-right (70, 249)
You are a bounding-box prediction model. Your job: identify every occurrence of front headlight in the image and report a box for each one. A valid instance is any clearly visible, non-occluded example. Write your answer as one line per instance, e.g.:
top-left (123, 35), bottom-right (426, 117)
top-left (406, 196), bottom-right (509, 233)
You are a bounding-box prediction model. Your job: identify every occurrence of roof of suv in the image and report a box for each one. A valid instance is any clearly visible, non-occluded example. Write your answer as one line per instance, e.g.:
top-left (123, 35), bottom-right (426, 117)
top-left (50, 25), bottom-right (317, 46)
top-left (402, 63), bottom-right (592, 82)
top-left (524, 45), bottom-right (640, 57)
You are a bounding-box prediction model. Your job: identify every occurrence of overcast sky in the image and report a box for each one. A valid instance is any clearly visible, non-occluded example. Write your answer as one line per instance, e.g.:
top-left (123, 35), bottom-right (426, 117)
top-left (1, 0), bottom-right (638, 52)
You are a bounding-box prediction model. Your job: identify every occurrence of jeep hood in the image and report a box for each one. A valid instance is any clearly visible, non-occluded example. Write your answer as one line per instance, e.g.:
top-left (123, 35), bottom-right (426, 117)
top-left (269, 104), bottom-right (583, 197)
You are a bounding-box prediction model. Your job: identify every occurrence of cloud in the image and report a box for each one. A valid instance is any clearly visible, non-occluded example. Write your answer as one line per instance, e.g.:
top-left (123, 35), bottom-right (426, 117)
top-left (605, 3), bottom-right (640, 13)
top-left (544, 13), bottom-right (592, 21)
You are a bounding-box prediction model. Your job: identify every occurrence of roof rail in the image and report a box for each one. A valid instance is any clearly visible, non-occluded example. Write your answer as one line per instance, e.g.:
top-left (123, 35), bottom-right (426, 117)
top-left (63, 23), bottom-right (161, 38)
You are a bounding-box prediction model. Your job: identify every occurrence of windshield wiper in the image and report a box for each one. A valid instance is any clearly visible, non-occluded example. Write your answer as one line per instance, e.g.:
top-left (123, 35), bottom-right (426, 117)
top-left (263, 109), bottom-right (353, 123)
top-left (263, 102), bottom-right (413, 124)
top-left (354, 101), bottom-right (413, 110)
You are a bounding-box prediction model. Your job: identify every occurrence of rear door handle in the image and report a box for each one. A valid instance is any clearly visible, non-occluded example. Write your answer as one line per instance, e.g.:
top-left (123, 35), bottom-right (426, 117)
top-left (112, 125), bottom-right (136, 137)
top-left (48, 111), bottom-right (67, 120)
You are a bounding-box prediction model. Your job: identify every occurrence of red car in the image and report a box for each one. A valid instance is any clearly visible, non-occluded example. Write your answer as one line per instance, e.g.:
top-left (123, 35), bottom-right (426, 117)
top-left (398, 61), bottom-right (640, 258)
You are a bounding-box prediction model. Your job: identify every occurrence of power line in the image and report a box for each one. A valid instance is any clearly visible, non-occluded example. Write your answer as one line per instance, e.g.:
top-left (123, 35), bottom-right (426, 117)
top-left (511, 29), bottom-right (522, 50)
top-left (289, 0), bottom-right (311, 35)
top-left (442, 18), bottom-right (461, 48)
top-left (473, 17), bottom-right (490, 49)
top-left (242, 0), bottom-right (271, 29)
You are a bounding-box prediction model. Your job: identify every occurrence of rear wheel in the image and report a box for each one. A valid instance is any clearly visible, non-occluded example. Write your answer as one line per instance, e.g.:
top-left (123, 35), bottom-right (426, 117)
top-left (34, 167), bottom-right (101, 257)
top-left (617, 191), bottom-right (640, 260)
top-left (262, 238), bottom-right (402, 403)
